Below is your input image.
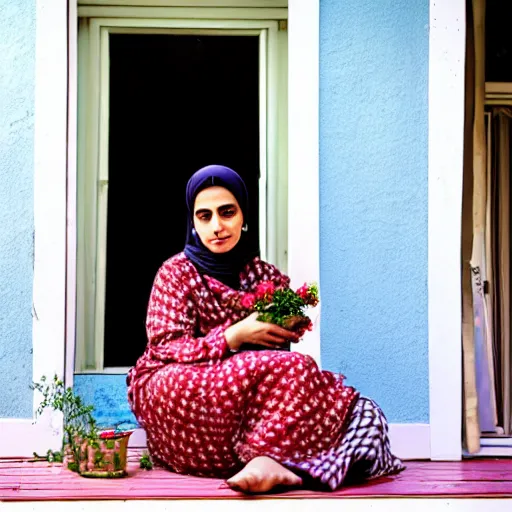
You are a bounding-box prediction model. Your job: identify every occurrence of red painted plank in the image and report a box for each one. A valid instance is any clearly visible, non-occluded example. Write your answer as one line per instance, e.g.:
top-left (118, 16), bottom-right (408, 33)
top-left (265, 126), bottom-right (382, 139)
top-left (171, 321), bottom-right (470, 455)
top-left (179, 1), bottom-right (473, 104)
top-left (3, 482), bottom-right (512, 501)
top-left (9, 482), bottom-right (512, 495)
top-left (1, 459), bottom-right (512, 501)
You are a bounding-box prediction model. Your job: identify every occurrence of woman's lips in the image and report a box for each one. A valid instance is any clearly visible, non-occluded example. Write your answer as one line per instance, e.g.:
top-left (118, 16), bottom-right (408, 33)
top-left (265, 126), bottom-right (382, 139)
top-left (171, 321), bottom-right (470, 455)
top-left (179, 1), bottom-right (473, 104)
top-left (210, 236), bottom-right (231, 245)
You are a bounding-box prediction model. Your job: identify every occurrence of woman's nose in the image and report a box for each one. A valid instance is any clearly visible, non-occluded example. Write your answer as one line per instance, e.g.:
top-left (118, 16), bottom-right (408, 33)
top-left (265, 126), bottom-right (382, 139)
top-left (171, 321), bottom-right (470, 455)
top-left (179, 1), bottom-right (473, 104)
top-left (212, 215), bottom-right (222, 233)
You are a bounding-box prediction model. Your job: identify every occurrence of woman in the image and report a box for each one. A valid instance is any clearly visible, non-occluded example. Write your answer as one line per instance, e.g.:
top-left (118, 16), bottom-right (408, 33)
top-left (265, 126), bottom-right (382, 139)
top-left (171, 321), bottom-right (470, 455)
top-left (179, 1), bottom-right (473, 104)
top-left (127, 165), bottom-right (404, 493)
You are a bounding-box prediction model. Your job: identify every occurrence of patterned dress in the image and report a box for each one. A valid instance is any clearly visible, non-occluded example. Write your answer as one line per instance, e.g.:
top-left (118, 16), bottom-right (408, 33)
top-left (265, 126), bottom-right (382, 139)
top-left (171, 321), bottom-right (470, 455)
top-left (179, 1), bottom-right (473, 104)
top-left (127, 253), bottom-right (404, 490)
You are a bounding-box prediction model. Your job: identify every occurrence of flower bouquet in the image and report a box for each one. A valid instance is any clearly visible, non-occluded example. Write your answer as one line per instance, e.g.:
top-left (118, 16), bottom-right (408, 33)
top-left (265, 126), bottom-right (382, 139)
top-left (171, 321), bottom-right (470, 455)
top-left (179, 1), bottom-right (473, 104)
top-left (239, 282), bottom-right (319, 350)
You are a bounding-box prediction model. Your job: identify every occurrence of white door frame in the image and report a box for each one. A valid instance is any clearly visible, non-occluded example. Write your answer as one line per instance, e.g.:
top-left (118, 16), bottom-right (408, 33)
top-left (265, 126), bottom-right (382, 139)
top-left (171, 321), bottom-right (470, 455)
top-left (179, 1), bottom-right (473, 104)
top-left (427, 0), bottom-right (466, 460)
top-left (6, 0), bottom-right (467, 460)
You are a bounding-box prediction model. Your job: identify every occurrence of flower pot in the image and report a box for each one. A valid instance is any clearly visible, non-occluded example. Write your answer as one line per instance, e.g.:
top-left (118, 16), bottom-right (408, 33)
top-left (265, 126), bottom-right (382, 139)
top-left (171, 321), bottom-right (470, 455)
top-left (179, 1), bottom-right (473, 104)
top-left (64, 430), bottom-right (133, 478)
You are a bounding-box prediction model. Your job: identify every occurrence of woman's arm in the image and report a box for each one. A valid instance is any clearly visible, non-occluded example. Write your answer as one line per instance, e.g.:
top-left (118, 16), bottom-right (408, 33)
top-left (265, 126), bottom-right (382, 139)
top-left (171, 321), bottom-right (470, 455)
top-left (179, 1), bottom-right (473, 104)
top-left (145, 258), bottom-right (298, 363)
top-left (145, 263), bottom-right (231, 363)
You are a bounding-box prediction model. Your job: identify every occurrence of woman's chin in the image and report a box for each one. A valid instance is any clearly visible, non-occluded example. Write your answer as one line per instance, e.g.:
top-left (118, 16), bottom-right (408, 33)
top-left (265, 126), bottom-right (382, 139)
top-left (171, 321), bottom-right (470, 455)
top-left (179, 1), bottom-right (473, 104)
top-left (207, 243), bottom-right (235, 254)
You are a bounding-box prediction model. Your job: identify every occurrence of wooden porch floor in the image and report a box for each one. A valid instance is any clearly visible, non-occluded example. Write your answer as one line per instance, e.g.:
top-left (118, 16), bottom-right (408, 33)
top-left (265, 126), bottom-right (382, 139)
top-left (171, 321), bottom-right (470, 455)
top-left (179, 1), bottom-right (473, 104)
top-left (1, 453), bottom-right (512, 501)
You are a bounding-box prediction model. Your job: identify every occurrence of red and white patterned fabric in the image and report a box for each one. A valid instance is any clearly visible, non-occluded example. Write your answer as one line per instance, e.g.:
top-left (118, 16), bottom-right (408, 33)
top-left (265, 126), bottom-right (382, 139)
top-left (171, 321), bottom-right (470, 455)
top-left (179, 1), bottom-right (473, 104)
top-left (127, 253), bottom-right (403, 487)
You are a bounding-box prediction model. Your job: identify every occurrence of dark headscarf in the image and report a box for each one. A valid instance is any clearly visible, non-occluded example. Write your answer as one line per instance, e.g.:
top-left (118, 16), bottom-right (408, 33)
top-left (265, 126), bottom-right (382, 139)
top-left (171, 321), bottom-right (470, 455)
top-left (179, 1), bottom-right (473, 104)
top-left (184, 165), bottom-right (259, 289)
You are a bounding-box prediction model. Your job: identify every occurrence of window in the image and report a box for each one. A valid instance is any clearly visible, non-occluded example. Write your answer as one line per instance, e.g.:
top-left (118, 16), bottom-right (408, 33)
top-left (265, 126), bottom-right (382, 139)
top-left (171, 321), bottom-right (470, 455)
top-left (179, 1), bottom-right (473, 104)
top-left (75, 14), bottom-right (288, 372)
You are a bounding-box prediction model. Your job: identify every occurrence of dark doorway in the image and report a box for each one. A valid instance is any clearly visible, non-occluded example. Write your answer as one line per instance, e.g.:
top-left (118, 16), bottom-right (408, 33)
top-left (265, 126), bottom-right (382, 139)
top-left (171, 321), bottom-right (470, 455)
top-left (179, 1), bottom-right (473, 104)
top-left (103, 34), bottom-right (260, 367)
top-left (486, 0), bottom-right (512, 82)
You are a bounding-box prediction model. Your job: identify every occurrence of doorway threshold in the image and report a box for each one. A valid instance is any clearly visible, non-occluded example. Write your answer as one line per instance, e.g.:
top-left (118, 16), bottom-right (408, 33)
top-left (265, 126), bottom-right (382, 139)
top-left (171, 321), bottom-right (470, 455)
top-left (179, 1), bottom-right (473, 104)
top-left (465, 437), bottom-right (512, 457)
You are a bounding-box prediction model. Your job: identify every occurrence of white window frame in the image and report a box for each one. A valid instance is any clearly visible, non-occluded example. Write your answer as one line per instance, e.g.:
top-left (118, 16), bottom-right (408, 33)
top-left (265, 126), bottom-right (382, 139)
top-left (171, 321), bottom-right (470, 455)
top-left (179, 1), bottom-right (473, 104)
top-left (78, 0), bottom-right (287, 6)
top-left (74, 12), bottom-right (288, 373)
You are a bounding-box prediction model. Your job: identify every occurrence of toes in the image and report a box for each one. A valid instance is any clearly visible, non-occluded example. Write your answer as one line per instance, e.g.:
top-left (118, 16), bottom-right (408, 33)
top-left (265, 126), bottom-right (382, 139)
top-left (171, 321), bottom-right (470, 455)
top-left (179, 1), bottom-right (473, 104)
top-left (244, 472), bottom-right (265, 492)
top-left (227, 471), bottom-right (275, 494)
top-left (227, 471), bottom-right (262, 493)
top-left (226, 459), bottom-right (302, 494)
top-left (226, 481), bottom-right (246, 493)
top-left (283, 473), bottom-right (302, 487)
top-left (226, 475), bottom-right (249, 492)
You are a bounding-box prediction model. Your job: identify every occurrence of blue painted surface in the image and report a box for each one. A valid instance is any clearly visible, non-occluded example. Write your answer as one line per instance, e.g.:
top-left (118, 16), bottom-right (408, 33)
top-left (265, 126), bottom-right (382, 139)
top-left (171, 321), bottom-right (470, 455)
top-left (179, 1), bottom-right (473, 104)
top-left (74, 375), bottom-right (138, 428)
top-left (0, 0), bottom-right (35, 418)
top-left (319, 0), bottom-right (429, 422)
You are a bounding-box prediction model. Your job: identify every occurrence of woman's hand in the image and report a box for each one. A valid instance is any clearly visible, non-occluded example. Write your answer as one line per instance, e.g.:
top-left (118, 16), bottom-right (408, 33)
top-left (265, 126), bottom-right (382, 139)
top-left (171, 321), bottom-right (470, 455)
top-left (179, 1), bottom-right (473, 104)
top-left (224, 312), bottom-right (299, 351)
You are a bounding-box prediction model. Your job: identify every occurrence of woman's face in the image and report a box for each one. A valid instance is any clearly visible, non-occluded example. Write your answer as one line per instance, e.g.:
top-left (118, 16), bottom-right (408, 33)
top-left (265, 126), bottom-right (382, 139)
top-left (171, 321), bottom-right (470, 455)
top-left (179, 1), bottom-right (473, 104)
top-left (193, 186), bottom-right (244, 254)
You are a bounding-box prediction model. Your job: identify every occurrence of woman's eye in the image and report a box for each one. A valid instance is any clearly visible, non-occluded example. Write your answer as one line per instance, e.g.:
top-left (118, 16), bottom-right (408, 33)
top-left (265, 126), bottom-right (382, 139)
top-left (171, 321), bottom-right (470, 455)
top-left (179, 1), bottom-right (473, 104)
top-left (198, 214), bottom-right (211, 222)
top-left (222, 209), bottom-right (235, 217)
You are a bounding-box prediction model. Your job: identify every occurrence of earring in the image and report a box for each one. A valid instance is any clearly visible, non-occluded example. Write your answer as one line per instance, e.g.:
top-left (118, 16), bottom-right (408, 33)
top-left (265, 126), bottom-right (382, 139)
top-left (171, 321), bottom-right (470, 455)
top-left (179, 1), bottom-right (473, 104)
top-left (191, 228), bottom-right (197, 236)
top-left (242, 224), bottom-right (248, 232)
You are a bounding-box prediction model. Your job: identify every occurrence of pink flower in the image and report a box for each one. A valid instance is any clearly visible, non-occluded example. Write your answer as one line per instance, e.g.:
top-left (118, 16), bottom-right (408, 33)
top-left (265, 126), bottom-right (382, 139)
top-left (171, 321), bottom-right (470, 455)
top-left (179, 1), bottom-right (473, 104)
top-left (255, 281), bottom-right (276, 300)
top-left (99, 429), bottom-right (133, 439)
top-left (99, 430), bottom-right (116, 439)
top-left (241, 293), bottom-right (256, 309)
top-left (296, 283), bottom-right (319, 306)
top-left (296, 283), bottom-right (309, 300)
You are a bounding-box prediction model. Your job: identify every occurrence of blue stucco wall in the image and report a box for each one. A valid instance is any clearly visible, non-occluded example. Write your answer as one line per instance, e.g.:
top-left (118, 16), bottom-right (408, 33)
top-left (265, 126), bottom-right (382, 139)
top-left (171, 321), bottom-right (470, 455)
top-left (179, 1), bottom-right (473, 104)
top-left (0, 0), bottom-right (35, 418)
top-left (319, 0), bottom-right (429, 423)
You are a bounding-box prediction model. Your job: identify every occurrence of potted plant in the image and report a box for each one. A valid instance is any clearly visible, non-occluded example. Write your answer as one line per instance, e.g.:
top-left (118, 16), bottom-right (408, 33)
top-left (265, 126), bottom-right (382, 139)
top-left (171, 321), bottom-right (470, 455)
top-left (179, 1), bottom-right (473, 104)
top-left (32, 375), bottom-right (133, 478)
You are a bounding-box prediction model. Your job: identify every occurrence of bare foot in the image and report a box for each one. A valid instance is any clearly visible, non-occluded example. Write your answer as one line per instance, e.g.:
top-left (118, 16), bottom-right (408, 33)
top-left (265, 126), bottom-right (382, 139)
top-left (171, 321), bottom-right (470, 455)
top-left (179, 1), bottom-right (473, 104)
top-left (226, 456), bottom-right (302, 494)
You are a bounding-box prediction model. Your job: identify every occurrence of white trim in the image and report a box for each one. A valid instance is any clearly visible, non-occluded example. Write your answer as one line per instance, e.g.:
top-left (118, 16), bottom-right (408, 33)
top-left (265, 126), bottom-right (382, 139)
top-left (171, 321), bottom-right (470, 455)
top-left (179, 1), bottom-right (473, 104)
top-left (287, 0), bottom-right (320, 366)
top-left (78, 6), bottom-right (288, 18)
top-left (466, 446), bottom-right (512, 457)
top-left (480, 437), bottom-right (512, 447)
top-left (0, 419), bottom-right (61, 458)
top-left (79, 0), bottom-right (287, 6)
top-left (472, 436), bottom-right (512, 456)
top-left (76, 367), bottom-right (132, 375)
top-left (128, 428), bottom-right (147, 448)
top-left (92, 25), bottom-right (111, 373)
top-left (33, 0), bottom-right (68, 397)
top-left (258, 28), bottom-right (269, 260)
top-left (66, 0), bottom-right (79, 390)
top-left (88, 17), bottom-right (277, 29)
top-left (74, 17), bottom-right (91, 372)
top-left (26, 0), bottom-right (69, 459)
top-left (8, 500), bottom-right (512, 512)
top-left (427, 0), bottom-right (465, 461)
top-left (265, 22), bottom-right (280, 266)
top-left (275, 26), bottom-right (288, 272)
top-left (106, 26), bottom-right (265, 34)
top-left (389, 424), bottom-right (430, 461)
